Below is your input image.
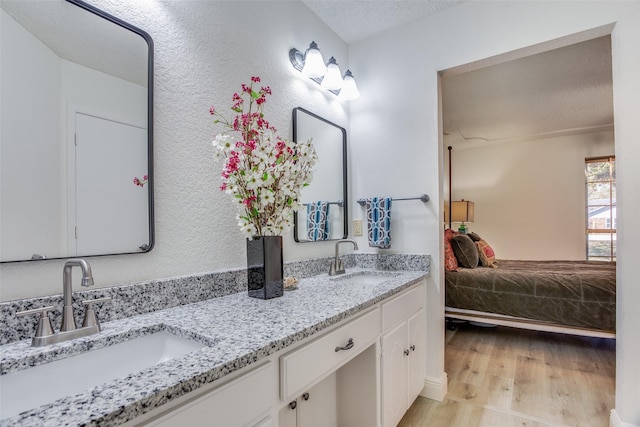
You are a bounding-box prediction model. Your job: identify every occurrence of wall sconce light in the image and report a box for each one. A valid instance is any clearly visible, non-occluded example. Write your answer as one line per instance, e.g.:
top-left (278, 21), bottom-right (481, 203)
top-left (289, 41), bottom-right (360, 101)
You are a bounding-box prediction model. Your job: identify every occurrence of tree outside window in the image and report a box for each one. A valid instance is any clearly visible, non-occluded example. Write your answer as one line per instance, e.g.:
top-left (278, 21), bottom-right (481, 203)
top-left (586, 156), bottom-right (616, 261)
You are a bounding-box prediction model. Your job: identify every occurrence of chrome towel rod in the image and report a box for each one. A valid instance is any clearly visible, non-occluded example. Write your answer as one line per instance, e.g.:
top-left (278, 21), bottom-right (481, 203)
top-left (303, 200), bottom-right (344, 207)
top-left (356, 194), bottom-right (430, 206)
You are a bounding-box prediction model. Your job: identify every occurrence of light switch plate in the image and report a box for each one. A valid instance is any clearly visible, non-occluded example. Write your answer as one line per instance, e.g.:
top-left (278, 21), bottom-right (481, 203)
top-left (353, 219), bottom-right (363, 236)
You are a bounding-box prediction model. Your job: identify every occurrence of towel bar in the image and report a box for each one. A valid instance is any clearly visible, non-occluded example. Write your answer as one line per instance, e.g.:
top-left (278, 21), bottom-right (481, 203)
top-left (303, 200), bottom-right (344, 207)
top-left (356, 194), bottom-right (429, 206)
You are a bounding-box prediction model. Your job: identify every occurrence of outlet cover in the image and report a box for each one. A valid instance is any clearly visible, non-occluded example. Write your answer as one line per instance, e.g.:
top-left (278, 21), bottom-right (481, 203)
top-left (353, 219), bottom-right (363, 236)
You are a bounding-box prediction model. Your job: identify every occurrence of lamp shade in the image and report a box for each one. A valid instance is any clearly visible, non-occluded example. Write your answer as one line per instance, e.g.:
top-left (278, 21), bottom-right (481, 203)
top-left (339, 70), bottom-right (360, 101)
top-left (451, 200), bottom-right (474, 223)
top-left (321, 57), bottom-right (343, 90)
top-left (302, 41), bottom-right (326, 78)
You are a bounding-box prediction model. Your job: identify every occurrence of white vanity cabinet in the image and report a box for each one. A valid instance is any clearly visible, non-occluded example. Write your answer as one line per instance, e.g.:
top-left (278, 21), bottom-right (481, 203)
top-left (122, 279), bottom-right (426, 427)
top-left (380, 285), bottom-right (426, 427)
top-left (133, 361), bottom-right (278, 427)
top-left (279, 373), bottom-right (338, 427)
top-left (279, 307), bottom-right (381, 427)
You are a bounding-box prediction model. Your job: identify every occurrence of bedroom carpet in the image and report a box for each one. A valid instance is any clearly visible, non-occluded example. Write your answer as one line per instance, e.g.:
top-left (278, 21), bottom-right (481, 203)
top-left (398, 324), bottom-right (615, 427)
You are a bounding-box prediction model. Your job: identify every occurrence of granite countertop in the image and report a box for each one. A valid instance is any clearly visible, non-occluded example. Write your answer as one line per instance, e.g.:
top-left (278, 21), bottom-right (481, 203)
top-left (0, 268), bottom-right (427, 427)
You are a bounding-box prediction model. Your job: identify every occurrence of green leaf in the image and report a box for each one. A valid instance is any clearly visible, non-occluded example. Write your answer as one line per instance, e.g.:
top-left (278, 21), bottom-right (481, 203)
top-left (232, 107), bottom-right (242, 113)
top-left (263, 172), bottom-right (268, 181)
top-left (251, 90), bottom-right (259, 99)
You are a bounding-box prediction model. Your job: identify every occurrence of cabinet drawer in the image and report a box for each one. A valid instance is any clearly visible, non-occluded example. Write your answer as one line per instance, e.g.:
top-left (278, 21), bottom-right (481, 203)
top-left (382, 284), bottom-right (424, 331)
top-left (281, 308), bottom-right (381, 401)
top-left (146, 362), bottom-right (274, 427)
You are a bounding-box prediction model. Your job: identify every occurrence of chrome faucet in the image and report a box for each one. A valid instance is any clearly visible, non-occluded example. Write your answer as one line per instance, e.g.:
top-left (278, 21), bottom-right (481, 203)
top-left (61, 258), bottom-right (94, 331)
top-left (329, 239), bottom-right (358, 276)
top-left (16, 258), bottom-right (110, 346)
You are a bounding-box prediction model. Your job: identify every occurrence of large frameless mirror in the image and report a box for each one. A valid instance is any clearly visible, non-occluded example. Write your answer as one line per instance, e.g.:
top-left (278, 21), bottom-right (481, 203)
top-left (0, 0), bottom-right (154, 262)
top-left (293, 107), bottom-right (348, 242)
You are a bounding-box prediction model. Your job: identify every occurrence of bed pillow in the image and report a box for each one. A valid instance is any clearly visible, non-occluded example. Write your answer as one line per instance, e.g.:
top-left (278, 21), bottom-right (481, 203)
top-left (476, 239), bottom-right (498, 268)
top-left (467, 232), bottom-right (482, 242)
top-left (451, 234), bottom-right (479, 268)
top-left (444, 228), bottom-right (459, 272)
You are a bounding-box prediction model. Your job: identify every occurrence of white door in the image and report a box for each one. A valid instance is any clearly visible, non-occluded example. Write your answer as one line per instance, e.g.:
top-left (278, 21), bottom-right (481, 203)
top-left (298, 374), bottom-right (338, 427)
top-left (407, 309), bottom-right (426, 403)
top-left (381, 322), bottom-right (408, 427)
top-left (74, 113), bottom-right (148, 255)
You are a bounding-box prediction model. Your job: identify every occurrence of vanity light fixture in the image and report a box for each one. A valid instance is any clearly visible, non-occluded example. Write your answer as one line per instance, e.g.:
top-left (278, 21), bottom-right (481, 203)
top-left (321, 57), bottom-right (343, 91)
top-left (300, 41), bottom-right (326, 78)
top-left (339, 70), bottom-right (360, 101)
top-left (289, 41), bottom-right (360, 100)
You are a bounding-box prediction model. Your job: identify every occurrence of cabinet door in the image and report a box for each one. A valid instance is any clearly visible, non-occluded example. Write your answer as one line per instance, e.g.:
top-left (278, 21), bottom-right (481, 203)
top-left (407, 308), bottom-right (426, 403)
top-left (252, 416), bottom-right (275, 427)
top-left (298, 374), bottom-right (338, 427)
top-left (381, 322), bottom-right (408, 427)
top-left (278, 402), bottom-right (297, 427)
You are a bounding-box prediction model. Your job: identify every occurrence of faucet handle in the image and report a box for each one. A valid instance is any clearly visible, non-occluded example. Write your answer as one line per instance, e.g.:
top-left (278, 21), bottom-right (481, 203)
top-left (16, 306), bottom-right (55, 338)
top-left (81, 297), bottom-right (111, 329)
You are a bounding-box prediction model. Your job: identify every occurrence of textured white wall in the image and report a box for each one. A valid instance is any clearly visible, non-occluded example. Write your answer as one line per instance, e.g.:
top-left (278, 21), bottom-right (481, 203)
top-left (0, 1), bottom-right (349, 301)
top-left (446, 131), bottom-right (615, 260)
top-left (348, 1), bottom-right (640, 423)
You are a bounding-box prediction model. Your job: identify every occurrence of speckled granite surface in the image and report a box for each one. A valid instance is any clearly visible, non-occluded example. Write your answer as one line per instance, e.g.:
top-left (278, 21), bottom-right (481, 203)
top-left (0, 254), bottom-right (428, 345)
top-left (0, 254), bottom-right (429, 426)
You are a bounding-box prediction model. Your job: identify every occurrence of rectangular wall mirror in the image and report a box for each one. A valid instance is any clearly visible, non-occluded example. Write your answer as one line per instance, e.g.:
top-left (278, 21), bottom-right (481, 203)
top-left (293, 107), bottom-right (348, 242)
top-left (0, 0), bottom-right (154, 262)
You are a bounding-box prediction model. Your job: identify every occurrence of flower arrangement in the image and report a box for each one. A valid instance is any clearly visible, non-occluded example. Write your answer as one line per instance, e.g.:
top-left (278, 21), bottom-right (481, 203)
top-left (133, 175), bottom-right (148, 187)
top-left (210, 77), bottom-right (317, 238)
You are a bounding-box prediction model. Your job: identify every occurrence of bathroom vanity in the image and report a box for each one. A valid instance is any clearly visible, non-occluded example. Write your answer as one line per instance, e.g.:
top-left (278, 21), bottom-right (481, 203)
top-left (0, 258), bottom-right (429, 427)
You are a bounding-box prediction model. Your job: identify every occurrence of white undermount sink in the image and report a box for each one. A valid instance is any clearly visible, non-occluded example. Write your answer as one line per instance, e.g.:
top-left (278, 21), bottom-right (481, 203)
top-left (0, 330), bottom-right (205, 420)
top-left (333, 271), bottom-right (399, 285)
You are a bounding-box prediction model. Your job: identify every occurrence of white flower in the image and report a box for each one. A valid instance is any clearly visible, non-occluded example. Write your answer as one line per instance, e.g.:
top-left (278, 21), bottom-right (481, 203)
top-left (210, 78), bottom-right (317, 237)
top-left (260, 189), bottom-right (275, 206)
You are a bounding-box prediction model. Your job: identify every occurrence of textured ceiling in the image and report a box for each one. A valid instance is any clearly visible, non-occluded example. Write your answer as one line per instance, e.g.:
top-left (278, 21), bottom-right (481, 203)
top-left (302, 0), bottom-right (465, 43)
top-left (302, 1), bottom-right (613, 147)
top-left (442, 35), bottom-right (614, 147)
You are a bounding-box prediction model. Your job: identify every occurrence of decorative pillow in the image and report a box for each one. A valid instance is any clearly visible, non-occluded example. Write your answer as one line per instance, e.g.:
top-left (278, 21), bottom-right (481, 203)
top-left (444, 228), bottom-right (459, 272)
top-left (476, 239), bottom-right (498, 268)
top-left (467, 232), bottom-right (482, 242)
top-left (451, 234), bottom-right (479, 268)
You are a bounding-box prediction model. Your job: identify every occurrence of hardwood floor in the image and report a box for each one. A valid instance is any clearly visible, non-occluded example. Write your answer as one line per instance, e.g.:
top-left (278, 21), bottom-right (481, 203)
top-left (398, 323), bottom-right (616, 427)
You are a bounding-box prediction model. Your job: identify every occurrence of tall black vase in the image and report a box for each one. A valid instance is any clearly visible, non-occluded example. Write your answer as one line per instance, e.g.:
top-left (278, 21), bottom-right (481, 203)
top-left (246, 236), bottom-right (284, 299)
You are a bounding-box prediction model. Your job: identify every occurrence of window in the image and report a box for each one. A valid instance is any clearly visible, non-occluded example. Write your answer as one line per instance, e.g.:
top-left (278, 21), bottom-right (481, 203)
top-left (585, 156), bottom-right (616, 261)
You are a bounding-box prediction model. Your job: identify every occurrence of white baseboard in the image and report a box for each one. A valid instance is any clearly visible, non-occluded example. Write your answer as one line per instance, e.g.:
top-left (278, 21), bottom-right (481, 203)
top-left (611, 409), bottom-right (639, 427)
top-left (420, 372), bottom-right (448, 402)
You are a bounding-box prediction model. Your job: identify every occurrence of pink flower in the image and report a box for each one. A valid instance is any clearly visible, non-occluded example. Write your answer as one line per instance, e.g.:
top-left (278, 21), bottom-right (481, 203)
top-left (209, 77), bottom-right (317, 237)
top-left (133, 175), bottom-right (148, 187)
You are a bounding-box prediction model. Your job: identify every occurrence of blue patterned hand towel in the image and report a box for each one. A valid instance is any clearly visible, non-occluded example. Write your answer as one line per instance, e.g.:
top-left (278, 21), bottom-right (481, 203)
top-left (366, 197), bottom-right (392, 248)
top-left (306, 201), bottom-right (330, 241)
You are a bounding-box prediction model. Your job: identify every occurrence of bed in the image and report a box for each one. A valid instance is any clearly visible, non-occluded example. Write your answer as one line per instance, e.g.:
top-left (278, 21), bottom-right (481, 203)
top-left (445, 259), bottom-right (616, 338)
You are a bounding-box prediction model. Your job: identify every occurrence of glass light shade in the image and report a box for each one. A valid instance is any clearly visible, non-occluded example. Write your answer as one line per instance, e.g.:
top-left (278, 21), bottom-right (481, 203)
top-left (339, 70), bottom-right (360, 101)
top-left (321, 57), bottom-right (343, 91)
top-left (302, 42), bottom-right (326, 78)
top-left (451, 200), bottom-right (475, 223)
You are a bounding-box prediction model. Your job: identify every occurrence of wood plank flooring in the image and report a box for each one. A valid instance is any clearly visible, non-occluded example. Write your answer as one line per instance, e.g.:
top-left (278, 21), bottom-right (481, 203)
top-left (398, 323), bottom-right (615, 427)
